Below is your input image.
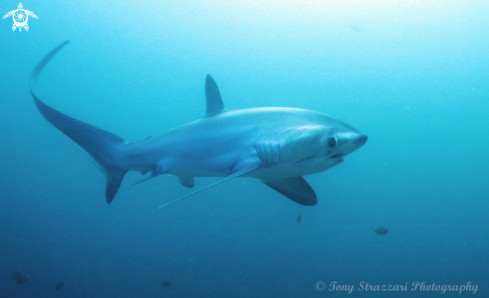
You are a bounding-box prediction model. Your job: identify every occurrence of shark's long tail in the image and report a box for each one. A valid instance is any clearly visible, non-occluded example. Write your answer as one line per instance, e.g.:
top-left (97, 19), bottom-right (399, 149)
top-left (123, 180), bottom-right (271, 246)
top-left (30, 41), bottom-right (129, 204)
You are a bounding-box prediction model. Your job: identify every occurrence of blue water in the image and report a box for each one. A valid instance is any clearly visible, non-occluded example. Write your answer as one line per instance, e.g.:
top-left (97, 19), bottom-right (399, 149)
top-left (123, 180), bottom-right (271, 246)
top-left (1, 1), bottom-right (488, 297)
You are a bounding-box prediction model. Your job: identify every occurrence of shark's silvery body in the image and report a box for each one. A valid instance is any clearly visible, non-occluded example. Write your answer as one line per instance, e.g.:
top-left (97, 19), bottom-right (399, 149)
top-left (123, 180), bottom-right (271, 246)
top-left (30, 41), bottom-right (367, 207)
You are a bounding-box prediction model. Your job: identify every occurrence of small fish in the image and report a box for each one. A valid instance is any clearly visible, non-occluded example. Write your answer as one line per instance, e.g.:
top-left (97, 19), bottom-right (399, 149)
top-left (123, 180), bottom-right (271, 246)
top-left (373, 227), bottom-right (388, 235)
top-left (54, 281), bottom-right (66, 291)
top-left (296, 215), bottom-right (302, 223)
top-left (161, 280), bottom-right (173, 288)
top-left (11, 271), bottom-right (28, 285)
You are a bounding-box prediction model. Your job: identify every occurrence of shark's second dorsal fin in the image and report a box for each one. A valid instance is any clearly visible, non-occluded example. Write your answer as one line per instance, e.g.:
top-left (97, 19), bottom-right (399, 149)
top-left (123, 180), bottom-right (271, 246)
top-left (205, 74), bottom-right (225, 116)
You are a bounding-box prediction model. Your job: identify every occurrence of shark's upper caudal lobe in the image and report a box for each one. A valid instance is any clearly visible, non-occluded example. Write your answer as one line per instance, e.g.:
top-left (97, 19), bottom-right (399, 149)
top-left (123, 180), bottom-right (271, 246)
top-left (30, 41), bottom-right (367, 207)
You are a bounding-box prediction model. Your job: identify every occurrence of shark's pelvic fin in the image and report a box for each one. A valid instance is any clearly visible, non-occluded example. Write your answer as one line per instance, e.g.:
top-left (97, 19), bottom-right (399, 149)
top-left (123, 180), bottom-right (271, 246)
top-left (262, 177), bottom-right (318, 206)
top-left (177, 176), bottom-right (194, 188)
top-left (159, 160), bottom-right (260, 209)
top-left (30, 41), bottom-right (130, 204)
top-left (205, 74), bottom-right (225, 116)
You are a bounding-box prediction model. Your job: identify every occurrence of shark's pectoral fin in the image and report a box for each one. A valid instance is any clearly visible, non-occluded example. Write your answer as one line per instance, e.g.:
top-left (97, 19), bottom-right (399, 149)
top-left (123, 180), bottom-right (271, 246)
top-left (262, 177), bottom-right (317, 206)
top-left (176, 176), bottom-right (194, 188)
top-left (158, 160), bottom-right (261, 209)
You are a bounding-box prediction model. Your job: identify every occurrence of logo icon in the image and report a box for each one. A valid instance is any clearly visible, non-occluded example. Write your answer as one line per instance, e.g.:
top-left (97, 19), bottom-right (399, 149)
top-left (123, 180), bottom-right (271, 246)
top-left (316, 281), bottom-right (326, 291)
top-left (3, 3), bottom-right (37, 32)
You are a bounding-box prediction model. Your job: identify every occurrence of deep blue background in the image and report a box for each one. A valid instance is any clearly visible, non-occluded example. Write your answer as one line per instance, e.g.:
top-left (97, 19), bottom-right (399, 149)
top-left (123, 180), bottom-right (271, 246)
top-left (0, 1), bottom-right (488, 297)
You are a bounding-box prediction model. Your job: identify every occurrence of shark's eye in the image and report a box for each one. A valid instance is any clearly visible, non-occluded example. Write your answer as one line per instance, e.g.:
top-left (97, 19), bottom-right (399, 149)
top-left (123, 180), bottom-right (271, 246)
top-left (328, 137), bottom-right (338, 149)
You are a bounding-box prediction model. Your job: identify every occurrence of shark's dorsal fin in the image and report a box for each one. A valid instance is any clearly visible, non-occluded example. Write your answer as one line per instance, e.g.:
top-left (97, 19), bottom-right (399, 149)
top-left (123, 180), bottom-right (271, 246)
top-left (205, 74), bottom-right (225, 116)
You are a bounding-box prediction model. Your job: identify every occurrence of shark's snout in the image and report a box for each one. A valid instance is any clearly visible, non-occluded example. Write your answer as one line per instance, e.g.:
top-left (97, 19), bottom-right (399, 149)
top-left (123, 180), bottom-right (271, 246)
top-left (357, 135), bottom-right (368, 147)
top-left (328, 131), bottom-right (367, 160)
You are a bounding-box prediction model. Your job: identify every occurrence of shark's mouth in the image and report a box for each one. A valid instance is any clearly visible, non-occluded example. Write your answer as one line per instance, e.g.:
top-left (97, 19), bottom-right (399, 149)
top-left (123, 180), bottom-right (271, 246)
top-left (327, 153), bottom-right (344, 165)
